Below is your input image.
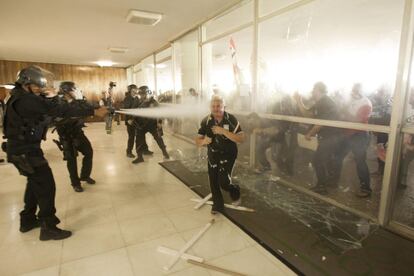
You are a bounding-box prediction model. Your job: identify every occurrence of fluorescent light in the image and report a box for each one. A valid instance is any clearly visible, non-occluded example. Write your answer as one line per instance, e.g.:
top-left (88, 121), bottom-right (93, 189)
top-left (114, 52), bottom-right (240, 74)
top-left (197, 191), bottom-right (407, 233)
top-left (108, 47), bottom-right (129, 54)
top-left (95, 60), bottom-right (114, 67)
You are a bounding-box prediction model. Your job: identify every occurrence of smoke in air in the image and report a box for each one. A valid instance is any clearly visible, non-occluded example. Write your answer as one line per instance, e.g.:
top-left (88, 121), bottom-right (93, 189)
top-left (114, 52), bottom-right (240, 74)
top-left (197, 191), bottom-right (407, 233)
top-left (116, 103), bottom-right (209, 119)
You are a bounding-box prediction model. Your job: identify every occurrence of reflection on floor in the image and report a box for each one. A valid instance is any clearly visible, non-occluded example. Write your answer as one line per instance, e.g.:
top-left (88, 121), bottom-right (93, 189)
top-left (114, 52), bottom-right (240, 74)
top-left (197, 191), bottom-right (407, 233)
top-left (0, 123), bottom-right (293, 276)
top-left (162, 147), bottom-right (414, 276)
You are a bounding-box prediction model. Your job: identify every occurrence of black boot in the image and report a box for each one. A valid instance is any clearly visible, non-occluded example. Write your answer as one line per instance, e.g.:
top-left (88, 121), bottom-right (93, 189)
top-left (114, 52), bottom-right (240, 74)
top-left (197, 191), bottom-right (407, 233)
top-left (142, 149), bottom-right (154, 156)
top-left (162, 149), bottom-right (170, 160)
top-left (80, 177), bottom-right (96, 185)
top-left (39, 221), bottom-right (72, 241)
top-left (72, 184), bottom-right (84, 192)
top-left (132, 155), bottom-right (144, 164)
top-left (20, 218), bottom-right (40, 233)
top-left (126, 152), bottom-right (135, 158)
top-left (211, 205), bottom-right (225, 215)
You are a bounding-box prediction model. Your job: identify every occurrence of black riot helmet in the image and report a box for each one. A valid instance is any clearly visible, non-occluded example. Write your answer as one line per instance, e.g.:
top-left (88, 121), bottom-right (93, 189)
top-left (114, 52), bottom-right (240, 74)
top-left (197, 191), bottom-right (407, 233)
top-left (138, 85), bottom-right (151, 95)
top-left (59, 81), bottom-right (84, 100)
top-left (127, 84), bottom-right (138, 93)
top-left (16, 65), bottom-right (49, 88)
top-left (59, 81), bottom-right (76, 94)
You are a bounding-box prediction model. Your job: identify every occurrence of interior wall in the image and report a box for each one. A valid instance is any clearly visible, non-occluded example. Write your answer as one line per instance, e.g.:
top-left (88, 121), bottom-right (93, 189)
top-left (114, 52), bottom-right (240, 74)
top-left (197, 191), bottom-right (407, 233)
top-left (0, 60), bottom-right (128, 103)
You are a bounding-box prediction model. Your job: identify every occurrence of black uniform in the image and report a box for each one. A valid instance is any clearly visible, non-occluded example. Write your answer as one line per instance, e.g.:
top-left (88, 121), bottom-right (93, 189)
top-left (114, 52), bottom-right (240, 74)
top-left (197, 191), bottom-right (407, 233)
top-left (123, 92), bottom-right (138, 154)
top-left (0, 99), bottom-right (5, 162)
top-left (54, 100), bottom-right (93, 187)
top-left (3, 85), bottom-right (94, 229)
top-left (198, 112), bottom-right (242, 211)
top-left (123, 92), bottom-right (150, 154)
top-left (134, 97), bottom-right (168, 160)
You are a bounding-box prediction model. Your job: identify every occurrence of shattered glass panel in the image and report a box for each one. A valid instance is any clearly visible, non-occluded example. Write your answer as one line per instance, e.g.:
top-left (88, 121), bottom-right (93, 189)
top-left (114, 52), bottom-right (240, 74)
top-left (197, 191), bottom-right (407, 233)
top-left (177, 146), bottom-right (378, 254)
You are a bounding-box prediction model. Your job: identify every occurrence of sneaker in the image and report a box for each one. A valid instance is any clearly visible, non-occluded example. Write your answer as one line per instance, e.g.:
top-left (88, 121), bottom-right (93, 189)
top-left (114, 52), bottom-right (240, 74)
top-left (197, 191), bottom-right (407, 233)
top-left (143, 150), bottom-right (154, 156)
top-left (132, 157), bottom-right (144, 164)
top-left (73, 185), bottom-right (84, 193)
top-left (126, 152), bottom-right (135, 158)
top-left (80, 177), bottom-right (96, 185)
top-left (310, 185), bottom-right (328, 195)
top-left (356, 189), bottom-right (371, 198)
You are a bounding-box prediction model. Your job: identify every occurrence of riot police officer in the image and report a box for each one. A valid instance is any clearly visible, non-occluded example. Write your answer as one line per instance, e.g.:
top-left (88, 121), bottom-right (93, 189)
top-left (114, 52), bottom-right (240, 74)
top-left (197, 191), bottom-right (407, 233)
top-left (132, 86), bottom-right (169, 164)
top-left (124, 84), bottom-right (138, 158)
top-left (123, 84), bottom-right (153, 158)
top-left (3, 66), bottom-right (107, 241)
top-left (54, 81), bottom-right (96, 192)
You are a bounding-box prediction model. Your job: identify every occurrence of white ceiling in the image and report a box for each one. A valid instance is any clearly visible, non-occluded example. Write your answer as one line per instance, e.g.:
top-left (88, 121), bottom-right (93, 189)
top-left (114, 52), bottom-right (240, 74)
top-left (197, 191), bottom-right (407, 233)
top-left (0, 0), bottom-right (239, 67)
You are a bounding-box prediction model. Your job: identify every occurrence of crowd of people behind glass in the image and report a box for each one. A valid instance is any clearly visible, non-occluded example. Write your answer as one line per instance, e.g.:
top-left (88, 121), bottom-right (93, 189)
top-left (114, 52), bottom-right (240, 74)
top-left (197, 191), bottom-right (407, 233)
top-left (137, 83), bottom-right (412, 199)
top-left (222, 82), bottom-right (412, 198)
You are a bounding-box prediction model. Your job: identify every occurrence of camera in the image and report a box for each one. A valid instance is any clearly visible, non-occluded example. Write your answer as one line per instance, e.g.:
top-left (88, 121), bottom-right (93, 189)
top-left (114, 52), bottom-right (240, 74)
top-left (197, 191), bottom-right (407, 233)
top-left (109, 81), bottom-right (117, 88)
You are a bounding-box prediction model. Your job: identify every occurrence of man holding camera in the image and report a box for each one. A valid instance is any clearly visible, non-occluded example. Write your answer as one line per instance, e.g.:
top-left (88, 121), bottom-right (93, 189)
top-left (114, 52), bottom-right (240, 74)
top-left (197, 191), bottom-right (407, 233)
top-left (100, 81), bottom-right (116, 134)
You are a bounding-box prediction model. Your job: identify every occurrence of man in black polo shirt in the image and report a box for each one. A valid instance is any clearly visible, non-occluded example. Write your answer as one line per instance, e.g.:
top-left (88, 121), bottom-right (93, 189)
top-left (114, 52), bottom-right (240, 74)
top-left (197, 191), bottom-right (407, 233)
top-left (196, 96), bottom-right (245, 214)
top-left (294, 82), bottom-right (342, 194)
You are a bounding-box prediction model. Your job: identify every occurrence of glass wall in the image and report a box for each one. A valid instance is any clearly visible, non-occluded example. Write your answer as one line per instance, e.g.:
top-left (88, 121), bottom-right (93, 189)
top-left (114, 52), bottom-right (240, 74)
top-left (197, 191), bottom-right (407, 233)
top-left (202, 27), bottom-right (254, 111)
top-left (391, 59), bottom-right (414, 229)
top-left (155, 48), bottom-right (173, 100)
top-left (258, 0), bottom-right (404, 122)
top-left (132, 63), bottom-right (144, 88)
top-left (131, 0), bottom-right (414, 242)
top-left (250, 0), bottom-right (406, 220)
top-left (173, 30), bottom-right (200, 138)
top-left (173, 31), bottom-right (199, 100)
top-left (141, 56), bottom-right (155, 92)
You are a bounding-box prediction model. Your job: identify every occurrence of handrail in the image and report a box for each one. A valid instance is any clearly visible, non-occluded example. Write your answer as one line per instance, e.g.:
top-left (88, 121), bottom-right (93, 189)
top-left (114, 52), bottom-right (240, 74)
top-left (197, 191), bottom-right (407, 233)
top-left (230, 110), bottom-right (391, 133)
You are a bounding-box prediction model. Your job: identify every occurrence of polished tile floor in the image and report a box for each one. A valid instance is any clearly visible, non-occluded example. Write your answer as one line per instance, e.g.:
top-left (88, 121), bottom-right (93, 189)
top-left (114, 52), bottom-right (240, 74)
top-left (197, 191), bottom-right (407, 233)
top-left (0, 123), bottom-right (295, 276)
